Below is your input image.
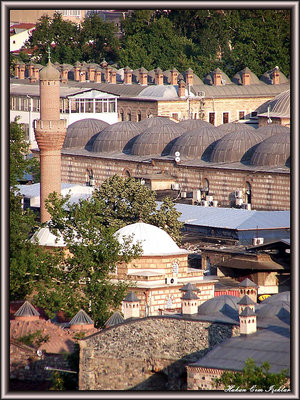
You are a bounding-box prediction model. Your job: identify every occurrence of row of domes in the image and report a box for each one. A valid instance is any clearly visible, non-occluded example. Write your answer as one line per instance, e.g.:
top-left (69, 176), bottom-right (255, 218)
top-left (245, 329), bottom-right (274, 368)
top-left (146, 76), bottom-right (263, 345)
top-left (63, 117), bottom-right (290, 167)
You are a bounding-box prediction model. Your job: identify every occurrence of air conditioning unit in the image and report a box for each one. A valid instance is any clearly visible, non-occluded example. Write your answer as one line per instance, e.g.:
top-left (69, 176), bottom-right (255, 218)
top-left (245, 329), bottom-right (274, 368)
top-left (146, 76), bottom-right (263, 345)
top-left (212, 200), bottom-right (218, 207)
top-left (235, 198), bottom-right (243, 206)
top-left (193, 189), bottom-right (201, 202)
top-left (201, 200), bottom-right (209, 207)
top-left (242, 203), bottom-right (251, 210)
top-left (252, 237), bottom-right (264, 246)
top-left (197, 91), bottom-right (205, 97)
top-left (165, 277), bottom-right (178, 285)
top-left (181, 191), bottom-right (187, 198)
top-left (235, 190), bottom-right (243, 198)
top-left (171, 183), bottom-right (180, 190)
top-left (206, 195), bottom-right (213, 202)
top-left (89, 178), bottom-right (95, 186)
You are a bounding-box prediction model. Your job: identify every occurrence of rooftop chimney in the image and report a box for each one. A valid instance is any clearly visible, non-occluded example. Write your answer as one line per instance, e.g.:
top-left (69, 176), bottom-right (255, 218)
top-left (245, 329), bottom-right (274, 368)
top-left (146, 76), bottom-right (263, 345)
top-left (181, 290), bottom-right (199, 315)
top-left (242, 68), bottom-right (251, 85)
top-left (110, 68), bottom-right (117, 84)
top-left (105, 65), bottom-right (112, 83)
top-left (170, 67), bottom-right (178, 85)
top-left (213, 68), bottom-right (222, 86)
top-left (178, 79), bottom-right (186, 98)
top-left (272, 66), bottom-right (280, 85)
top-left (122, 291), bottom-right (140, 319)
top-left (239, 306), bottom-right (257, 335)
top-left (74, 61), bottom-right (81, 81)
top-left (155, 67), bottom-right (163, 85)
top-left (124, 66), bottom-right (132, 84)
top-left (185, 68), bottom-right (194, 85)
top-left (139, 67), bottom-right (148, 85)
top-left (95, 68), bottom-right (102, 83)
top-left (69, 309), bottom-right (95, 331)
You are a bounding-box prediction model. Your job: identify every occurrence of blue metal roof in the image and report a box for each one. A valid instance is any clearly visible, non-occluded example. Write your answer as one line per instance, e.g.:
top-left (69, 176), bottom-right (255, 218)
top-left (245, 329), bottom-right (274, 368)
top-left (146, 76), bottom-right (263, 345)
top-left (157, 202), bottom-right (290, 231)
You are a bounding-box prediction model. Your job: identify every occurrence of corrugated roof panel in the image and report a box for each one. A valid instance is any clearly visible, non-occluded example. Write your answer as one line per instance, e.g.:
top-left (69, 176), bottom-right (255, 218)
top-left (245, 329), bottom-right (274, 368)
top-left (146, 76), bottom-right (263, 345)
top-left (157, 203), bottom-right (290, 230)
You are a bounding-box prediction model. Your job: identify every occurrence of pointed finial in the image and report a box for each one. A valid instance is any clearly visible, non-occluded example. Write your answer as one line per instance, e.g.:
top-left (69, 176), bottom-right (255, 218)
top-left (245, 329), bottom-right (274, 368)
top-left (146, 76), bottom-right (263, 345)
top-left (47, 45), bottom-right (51, 63)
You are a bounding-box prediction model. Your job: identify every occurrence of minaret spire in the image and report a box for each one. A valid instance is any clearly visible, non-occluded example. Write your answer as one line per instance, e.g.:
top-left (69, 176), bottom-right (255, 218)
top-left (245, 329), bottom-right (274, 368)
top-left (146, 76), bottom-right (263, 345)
top-left (47, 45), bottom-right (51, 63)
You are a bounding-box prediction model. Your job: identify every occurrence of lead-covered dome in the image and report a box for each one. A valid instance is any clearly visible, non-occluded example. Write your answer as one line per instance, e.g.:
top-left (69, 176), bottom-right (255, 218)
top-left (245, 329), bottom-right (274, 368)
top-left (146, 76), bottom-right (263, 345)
top-left (216, 122), bottom-right (255, 134)
top-left (92, 121), bottom-right (141, 153)
top-left (177, 119), bottom-right (213, 131)
top-left (169, 126), bottom-right (224, 160)
top-left (137, 116), bottom-right (177, 130)
top-left (30, 226), bottom-right (65, 247)
top-left (210, 130), bottom-right (265, 163)
top-left (231, 67), bottom-right (261, 85)
top-left (131, 124), bottom-right (185, 156)
top-left (114, 222), bottom-right (187, 256)
top-left (249, 132), bottom-right (290, 167)
top-left (198, 295), bottom-right (240, 319)
top-left (255, 124), bottom-right (290, 138)
top-left (63, 118), bottom-right (109, 149)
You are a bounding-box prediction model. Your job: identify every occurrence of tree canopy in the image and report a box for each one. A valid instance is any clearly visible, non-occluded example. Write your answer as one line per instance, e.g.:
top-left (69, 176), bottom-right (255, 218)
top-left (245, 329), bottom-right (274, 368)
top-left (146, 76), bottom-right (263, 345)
top-left (214, 358), bottom-right (290, 391)
top-left (22, 9), bottom-right (290, 78)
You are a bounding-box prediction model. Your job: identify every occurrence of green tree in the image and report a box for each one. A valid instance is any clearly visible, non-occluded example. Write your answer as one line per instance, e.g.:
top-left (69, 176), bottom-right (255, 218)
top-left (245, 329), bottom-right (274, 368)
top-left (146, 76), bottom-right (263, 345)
top-left (93, 175), bottom-right (183, 245)
top-left (24, 12), bottom-right (81, 64)
top-left (79, 12), bottom-right (120, 63)
top-left (9, 119), bottom-right (62, 301)
top-left (215, 358), bottom-right (289, 391)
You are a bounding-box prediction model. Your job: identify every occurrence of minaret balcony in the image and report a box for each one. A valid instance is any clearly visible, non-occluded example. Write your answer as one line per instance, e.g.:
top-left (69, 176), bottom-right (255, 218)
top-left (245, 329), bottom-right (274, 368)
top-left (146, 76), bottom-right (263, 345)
top-left (34, 119), bottom-right (67, 132)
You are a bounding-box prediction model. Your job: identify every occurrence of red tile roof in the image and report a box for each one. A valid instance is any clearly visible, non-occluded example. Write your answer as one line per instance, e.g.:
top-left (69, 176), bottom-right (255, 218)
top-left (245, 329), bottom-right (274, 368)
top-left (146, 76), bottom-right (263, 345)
top-left (10, 23), bottom-right (36, 30)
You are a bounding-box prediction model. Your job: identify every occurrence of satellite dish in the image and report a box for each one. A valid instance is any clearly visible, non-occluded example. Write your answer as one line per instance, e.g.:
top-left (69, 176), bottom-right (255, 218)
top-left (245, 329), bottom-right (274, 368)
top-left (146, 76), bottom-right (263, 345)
top-left (174, 151), bottom-right (180, 157)
top-left (175, 156), bottom-right (181, 163)
top-left (37, 349), bottom-right (43, 357)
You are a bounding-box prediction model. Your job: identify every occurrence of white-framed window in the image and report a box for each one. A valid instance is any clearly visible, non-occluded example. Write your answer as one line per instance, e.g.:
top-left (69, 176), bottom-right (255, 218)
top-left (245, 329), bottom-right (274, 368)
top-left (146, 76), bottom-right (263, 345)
top-left (222, 112), bottom-right (229, 124)
top-left (238, 110), bottom-right (245, 120)
top-left (69, 10), bottom-right (81, 17)
top-left (209, 112), bottom-right (215, 125)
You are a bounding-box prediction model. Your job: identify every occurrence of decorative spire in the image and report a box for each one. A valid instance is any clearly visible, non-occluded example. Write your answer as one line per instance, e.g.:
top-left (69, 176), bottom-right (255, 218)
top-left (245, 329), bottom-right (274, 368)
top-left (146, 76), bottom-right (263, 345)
top-left (47, 45), bottom-right (51, 63)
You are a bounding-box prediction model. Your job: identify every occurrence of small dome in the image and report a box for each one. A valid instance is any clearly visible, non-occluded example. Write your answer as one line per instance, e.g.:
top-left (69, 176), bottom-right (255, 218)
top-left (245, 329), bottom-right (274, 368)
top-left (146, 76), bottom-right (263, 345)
top-left (232, 67), bottom-right (260, 85)
top-left (198, 295), bottom-right (240, 318)
top-left (39, 61), bottom-right (61, 81)
top-left (257, 300), bottom-right (290, 322)
top-left (177, 119), bottom-right (213, 131)
top-left (114, 222), bottom-right (187, 256)
top-left (30, 226), bottom-right (65, 247)
top-left (249, 132), bottom-right (290, 167)
top-left (260, 68), bottom-right (289, 85)
top-left (63, 118), bottom-right (109, 149)
top-left (255, 124), bottom-right (290, 138)
top-left (260, 291), bottom-right (290, 304)
top-left (203, 69), bottom-right (232, 85)
top-left (169, 126), bottom-right (223, 160)
top-left (210, 129), bottom-right (265, 163)
top-left (92, 121), bottom-right (141, 153)
top-left (216, 122), bottom-right (255, 134)
top-left (137, 116), bottom-right (177, 130)
top-left (131, 124), bottom-right (185, 156)
top-left (137, 85), bottom-right (179, 99)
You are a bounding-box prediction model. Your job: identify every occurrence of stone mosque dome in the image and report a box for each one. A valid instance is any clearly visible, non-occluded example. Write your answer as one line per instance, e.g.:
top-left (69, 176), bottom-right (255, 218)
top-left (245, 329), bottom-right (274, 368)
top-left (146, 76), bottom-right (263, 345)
top-left (256, 300), bottom-right (290, 322)
top-left (131, 124), bottom-right (185, 156)
top-left (39, 61), bottom-right (61, 81)
top-left (210, 129), bottom-right (265, 163)
top-left (260, 69), bottom-right (289, 85)
top-left (114, 222), bottom-right (188, 256)
top-left (197, 295), bottom-right (240, 320)
top-left (203, 68), bottom-right (232, 85)
top-left (257, 89), bottom-right (290, 119)
top-left (177, 119), bottom-right (213, 131)
top-left (169, 126), bottom-right (224, 160)
top-left (255, 124), bottom-right (290, 138)
top-left (30, 226), bottom-right (65, 247)
top-left (92, 121), bottom-right (142, 153)
top-left (249, 132), bottom-right (290, 167)
top-left (216, 122), bottom-right (255, 135)
top-left (63, 118), bottom-right (109, 149)
top-left (137, 116), bottom-right (177, 130)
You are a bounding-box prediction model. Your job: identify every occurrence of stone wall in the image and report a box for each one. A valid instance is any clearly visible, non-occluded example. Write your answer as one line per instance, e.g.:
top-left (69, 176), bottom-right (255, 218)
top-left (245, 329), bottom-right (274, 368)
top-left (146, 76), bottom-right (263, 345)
top-left (10, 339), bottom-right (71, 382)
top-left (78, 316), bottom-right (239, 390)
top-left (60, 153), bottom-right (290, 211)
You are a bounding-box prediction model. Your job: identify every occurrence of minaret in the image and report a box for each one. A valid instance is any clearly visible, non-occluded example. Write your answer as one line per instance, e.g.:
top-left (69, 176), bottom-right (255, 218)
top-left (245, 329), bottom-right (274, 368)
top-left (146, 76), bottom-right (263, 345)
top-left (34, 49), bottom-right (67, 222)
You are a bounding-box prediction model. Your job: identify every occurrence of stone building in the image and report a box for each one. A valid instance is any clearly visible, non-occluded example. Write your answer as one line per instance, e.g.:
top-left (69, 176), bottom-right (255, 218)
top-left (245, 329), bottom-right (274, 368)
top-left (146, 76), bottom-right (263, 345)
top-left (113, 221), bottom-right (216, 317)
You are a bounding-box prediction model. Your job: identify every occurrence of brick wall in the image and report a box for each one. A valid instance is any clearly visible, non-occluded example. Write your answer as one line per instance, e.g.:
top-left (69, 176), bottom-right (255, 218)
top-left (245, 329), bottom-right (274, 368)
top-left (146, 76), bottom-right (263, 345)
top-left (78, 317), bottom-right (240, 390)
top-left (61, 153), bottom-right (290, 211)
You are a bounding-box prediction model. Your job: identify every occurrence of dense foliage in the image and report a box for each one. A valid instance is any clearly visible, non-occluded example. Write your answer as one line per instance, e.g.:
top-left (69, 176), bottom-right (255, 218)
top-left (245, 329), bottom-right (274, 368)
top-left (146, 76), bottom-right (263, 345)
top-left (21, 9), bottom-right (290, 78)
top-left (214, 358), bottom-right (289, 391)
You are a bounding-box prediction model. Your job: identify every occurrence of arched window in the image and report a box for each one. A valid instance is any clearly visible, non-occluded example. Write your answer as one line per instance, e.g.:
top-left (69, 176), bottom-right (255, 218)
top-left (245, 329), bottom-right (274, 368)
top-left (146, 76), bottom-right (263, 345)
top-left (245, 181), bottom-right (251, 204)
top-left (137, 110), bottom-right (142, 122)
top-left (120, 108), bottom-right (124, 121)
top-left (203, 178), bottom-right (209, 194)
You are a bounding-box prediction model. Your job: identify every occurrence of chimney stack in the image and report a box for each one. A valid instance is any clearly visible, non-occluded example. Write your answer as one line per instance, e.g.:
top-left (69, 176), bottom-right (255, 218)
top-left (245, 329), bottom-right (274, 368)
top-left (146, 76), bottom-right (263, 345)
top-left (185, 68), bottom-right (194, 85)
top-left (242, 68), bottom-right (251, 85)
top-left (110, 67), bottom-right (117, 84)
top-left (69, 309), bottom-right (95, 331)
top-left (105, 65), bottom-right (112, 83)
top-left (272, 66), bottom-right (280, 85)
top-left (95, 68), bottom-right (102, 83)
top-left (74, 61), bottom-right (81, 81)
top-left (238, 278), bottom-right (258, 303)
top-left (170, 67), bottom-right (179, 85)
top-left (124, 66), bottom-right (132, 84)
top-left (239, 306), bottom-right (257, 335)
top-left (181, 290), bottom-right (199, 315)
top-left (155, 67), bottom-right (164, 85)
top-left (213, 68), bottom-right (222, 86)
top-left (178, 79), bottom-right (186, 98)
top-left (139, 67), bottom-right (148, 85)
top-left (19, 62), bottom-right (25, 80)
top-left (122, 292), bottom-right (140, 319)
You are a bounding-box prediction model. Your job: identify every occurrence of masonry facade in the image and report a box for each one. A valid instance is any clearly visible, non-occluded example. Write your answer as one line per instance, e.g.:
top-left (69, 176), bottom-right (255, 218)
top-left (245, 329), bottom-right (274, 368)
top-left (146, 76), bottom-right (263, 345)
top-left (78, 317), bottom-right (240, 390)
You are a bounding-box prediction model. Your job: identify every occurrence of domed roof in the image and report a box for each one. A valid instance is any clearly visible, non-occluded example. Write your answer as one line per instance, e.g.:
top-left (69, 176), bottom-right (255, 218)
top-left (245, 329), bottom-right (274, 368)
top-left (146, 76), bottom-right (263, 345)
top-left (30, 226), bottom-right (65, 247)
top-left (231, 67), bottom-right (261, 85)
top-left (39, 61), bottom-right (61, 81)
top-left (92, 121), bottom-right (141, 153)
top-left (63, 118), bottom-right (109, 149)
top-left (249, 132), bottom-right (290, 167)
top-left (177, 119), bottom-right (213, 131)
top-left (203, 69), bottom-right (232, 85)
top-left (198, 295), bottom-right (240, 319)
top-left (210, 130), bottom-right (265, 163)
top-left (260, 68), bottom-right (289, 85)
top-left (137, 85), bottom-right (179, 99)
top-left (257, 90), bottom-right (290, 119)
top-left (131, 124), bottom-right (185, 156)
top-left (216, 122), bottom-right (255, 134)
top-left (260, 291), bottom-right (290, 304)
top-left (169, 126), bottom-right (224, 160)
top-left (255, 124), bottom-right (290, 138)
top-left (114, 222), bottom-right (187, 256)
top-left (257, 300), bottom-right (290, 322)
top-left (137, 116), bottom-right (177, 130)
